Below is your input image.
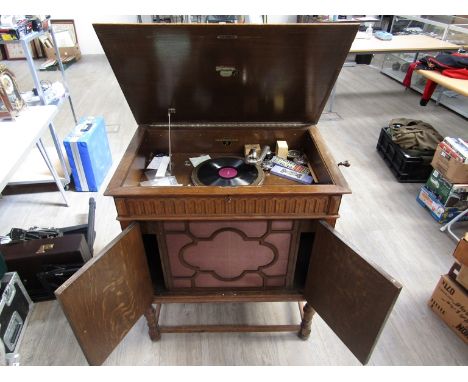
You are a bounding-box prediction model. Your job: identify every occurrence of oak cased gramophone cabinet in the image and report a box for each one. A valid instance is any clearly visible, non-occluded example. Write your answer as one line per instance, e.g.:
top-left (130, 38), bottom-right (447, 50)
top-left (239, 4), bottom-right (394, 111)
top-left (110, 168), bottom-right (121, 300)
top-left (55, 24), bottom-right (402, 366)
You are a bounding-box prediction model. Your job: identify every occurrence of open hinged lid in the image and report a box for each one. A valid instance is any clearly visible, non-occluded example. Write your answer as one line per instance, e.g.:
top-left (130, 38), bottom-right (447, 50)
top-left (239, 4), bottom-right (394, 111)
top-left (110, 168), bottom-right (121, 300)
top-left (93, 23), bottom-right (358, 125)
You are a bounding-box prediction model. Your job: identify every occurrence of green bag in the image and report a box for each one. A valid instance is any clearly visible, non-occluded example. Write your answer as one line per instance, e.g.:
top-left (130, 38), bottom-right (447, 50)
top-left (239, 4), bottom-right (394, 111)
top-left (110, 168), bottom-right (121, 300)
top-left (388, 118), bottom-right (443, 151)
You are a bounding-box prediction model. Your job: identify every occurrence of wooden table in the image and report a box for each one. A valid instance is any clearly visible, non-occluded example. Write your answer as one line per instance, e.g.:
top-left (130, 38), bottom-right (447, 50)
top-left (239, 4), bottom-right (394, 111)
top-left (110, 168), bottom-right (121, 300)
top-left (0, 105), bottom-right (69, 206)
top-left (325, 35), bottom-right (461, 113)
top-left (350, 34), bottom-right (460, 54)
top-left (416, 69), bottom-right (468, 97)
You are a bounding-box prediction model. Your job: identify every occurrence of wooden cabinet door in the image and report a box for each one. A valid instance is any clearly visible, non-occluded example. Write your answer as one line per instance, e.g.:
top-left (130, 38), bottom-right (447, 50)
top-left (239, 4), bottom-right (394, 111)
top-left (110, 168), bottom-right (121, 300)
top-left (304, 221), bottom-right (402, 365)
top-left (55, 223), bottom-right (153, 366)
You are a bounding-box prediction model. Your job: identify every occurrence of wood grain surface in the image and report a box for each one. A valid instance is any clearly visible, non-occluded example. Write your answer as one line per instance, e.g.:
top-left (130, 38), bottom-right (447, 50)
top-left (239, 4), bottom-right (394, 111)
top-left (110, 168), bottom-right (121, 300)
top-left (93, 23), bottom-right (358, 125)
top-left (103, 124), bottom-right (350, 221)
top-left (105, 125), bottom-right (351, 197)
top-left (304, 221), bottom-right (402, 364)
top-left (416, 70), bottom-right (468, 97)
top-left (55, 223), bottom-right (154, 365)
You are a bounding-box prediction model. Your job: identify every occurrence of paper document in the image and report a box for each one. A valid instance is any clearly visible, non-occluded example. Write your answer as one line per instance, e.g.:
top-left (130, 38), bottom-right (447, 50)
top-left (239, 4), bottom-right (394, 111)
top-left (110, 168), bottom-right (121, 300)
top-left (140, 176), bottom-right (182, 187)
top-left (147, 156), bottom-right (164, 170)
top-left (189, 155), bottom-right (211, 167)
top-left (156, 156), bottom-right (170, 177)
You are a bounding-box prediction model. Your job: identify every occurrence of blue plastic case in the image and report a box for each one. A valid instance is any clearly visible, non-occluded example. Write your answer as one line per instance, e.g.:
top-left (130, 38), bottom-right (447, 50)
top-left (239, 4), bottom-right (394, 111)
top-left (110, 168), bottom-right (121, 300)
top-left (63, 116), bottom-right (112, 192)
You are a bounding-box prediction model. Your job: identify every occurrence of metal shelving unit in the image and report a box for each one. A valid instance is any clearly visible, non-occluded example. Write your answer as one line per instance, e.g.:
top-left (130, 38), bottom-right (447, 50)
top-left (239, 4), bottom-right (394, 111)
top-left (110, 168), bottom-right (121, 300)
top-left (0, 26), bottom-right (77, 188)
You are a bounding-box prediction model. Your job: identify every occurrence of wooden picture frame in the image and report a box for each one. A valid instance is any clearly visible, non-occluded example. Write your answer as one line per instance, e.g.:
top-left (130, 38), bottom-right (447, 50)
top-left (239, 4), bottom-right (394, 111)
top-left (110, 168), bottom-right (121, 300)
top-left (3, 41), bottom-right (39, 60)
top-left (51, 19), bottom-right (78, 47)
top-left (32, 38), bottom-right (45, 58)
top-left (4, 42), bottom-right (26, 60)
top-left (0, 64), bottom-right (25, 119)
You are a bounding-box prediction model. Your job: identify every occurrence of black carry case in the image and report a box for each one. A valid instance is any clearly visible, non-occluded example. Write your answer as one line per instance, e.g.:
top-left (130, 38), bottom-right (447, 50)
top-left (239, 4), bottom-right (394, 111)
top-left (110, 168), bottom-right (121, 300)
top-left (58, 197), bottom-right (96, 256)
top-left (0, 198), bottom-right (96, 301)
top-left (376, 127), bottom-right (434, 183)
top-left (1, 235), bottom-right (91, 301)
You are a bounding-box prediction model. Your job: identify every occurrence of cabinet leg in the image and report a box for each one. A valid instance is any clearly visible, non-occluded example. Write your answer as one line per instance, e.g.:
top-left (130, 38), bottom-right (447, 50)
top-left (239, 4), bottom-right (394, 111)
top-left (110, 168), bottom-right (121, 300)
top-left (144, 305), bottom-right (161, 342)
top-left (298, 303), bottom-right (315, 340)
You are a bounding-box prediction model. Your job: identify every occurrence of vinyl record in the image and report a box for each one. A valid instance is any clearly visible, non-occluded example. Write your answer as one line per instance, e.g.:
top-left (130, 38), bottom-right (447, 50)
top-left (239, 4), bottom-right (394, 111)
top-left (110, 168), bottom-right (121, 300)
top-left (192, 157), bottom-right (264, 186)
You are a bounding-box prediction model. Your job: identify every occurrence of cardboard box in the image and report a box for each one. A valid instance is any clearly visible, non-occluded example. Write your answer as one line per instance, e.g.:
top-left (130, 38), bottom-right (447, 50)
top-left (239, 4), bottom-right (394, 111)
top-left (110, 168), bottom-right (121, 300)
top-left (431, 144), bottom-right (468, 184)
top-left (39, 33), bottom-right (81, 62)
top-left (416, 186), bottom-right (468, 224)
top-left (457, 265), bottom-right (468, 291)
top-left (43, 45), bottom-right (81, 61)
top-left (428, 274), bottom-right (468, 344)
top-left (425, 169), bottom-right (468, 208)
top-left (453, 233), bottom-right (468, 266)
top-left (276, 140), bottom-right (288, 159)
top-left (63, 116), bottom-right (112, 192)
top-left (450, 262), bottom-right (468, 292)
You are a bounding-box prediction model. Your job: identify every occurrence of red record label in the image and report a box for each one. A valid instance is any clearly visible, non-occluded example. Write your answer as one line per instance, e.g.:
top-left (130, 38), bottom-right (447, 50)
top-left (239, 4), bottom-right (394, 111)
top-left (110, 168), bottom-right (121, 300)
top-left (218, 167), bottom-right (238, 179)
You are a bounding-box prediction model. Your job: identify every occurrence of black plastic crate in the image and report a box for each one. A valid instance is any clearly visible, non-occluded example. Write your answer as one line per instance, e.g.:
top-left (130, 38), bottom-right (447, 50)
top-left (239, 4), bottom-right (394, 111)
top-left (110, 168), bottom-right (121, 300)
top-left (376, 127), bottom-right (434, 183)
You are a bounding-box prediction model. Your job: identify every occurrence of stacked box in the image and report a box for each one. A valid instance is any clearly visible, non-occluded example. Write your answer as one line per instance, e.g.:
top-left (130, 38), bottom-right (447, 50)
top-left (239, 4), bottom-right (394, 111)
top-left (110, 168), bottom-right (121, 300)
top-left (453, 233), bottom-right (468, 266)
top-left (453, 234), bottom-right (468, 290)
top-left (429, 237), bottom-right (468, 344)
top-left (416, 186), bottom-right (468, 224)
top-left (458, 267), bottom-right (468, 290)
top-left (418, 137), bottom-right (468, 222)
top-left (428, 274), bottom-right (468, 344)
top-left (63, 116), bottom-right (112, 192)
top-left (425, 170), bottom-right (468, 209)
top-left (431, 138), bottom-right (468, 184)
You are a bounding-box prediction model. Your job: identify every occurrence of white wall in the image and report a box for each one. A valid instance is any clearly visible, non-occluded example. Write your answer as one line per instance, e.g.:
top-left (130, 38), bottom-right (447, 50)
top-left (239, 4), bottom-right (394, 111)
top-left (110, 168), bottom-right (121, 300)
top-left (266, 15), bottom-right (297, 23)
top-left (50, 15), bottom-right (299, 55)
top-left (50, 15), bottom-right (138, 54)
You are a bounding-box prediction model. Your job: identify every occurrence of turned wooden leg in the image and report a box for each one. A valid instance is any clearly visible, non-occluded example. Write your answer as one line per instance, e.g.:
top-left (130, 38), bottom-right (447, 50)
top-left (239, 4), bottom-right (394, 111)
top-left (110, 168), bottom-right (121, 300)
top-left (298, 303), bottom-right (315, 340)
top-left (144, 304), bottom-right (161, 341)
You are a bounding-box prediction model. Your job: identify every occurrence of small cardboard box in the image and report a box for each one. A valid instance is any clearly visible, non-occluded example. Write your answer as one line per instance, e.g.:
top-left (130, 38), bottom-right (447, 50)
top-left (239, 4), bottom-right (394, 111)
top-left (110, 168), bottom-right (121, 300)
top-left (453, 233), bottom-right (468, 266)
top-left (416, 186), bottom-right (468, 224)
top-left (276, 140), bottom-right (288, 159)
top-left (428, 274), bottom-right (468, 344)
top-left (425, 169), bottom-right (468, 208)
top-left (431, 145), bottom-right (468, 184)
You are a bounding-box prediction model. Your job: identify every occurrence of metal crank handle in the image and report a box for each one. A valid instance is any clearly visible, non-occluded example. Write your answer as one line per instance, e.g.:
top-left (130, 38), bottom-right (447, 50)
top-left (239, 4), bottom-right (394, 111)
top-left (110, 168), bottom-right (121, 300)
top-left (337, 160), bottom-right (351, 167)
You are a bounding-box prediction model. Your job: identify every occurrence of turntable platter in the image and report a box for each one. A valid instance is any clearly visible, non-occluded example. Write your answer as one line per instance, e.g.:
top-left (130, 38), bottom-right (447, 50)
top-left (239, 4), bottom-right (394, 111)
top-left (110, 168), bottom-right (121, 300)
top-left (191, 157), bottom-right (264, 186)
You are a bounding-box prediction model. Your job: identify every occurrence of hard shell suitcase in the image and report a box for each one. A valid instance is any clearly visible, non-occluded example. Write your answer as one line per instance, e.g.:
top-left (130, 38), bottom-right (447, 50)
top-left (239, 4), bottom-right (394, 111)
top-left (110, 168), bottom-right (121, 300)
top-left (63, 116), bottom-right (113, 192)
top-left (0, 272), bottom-right (33, 354)
top-left (1, 234), bottom-right (91, 301)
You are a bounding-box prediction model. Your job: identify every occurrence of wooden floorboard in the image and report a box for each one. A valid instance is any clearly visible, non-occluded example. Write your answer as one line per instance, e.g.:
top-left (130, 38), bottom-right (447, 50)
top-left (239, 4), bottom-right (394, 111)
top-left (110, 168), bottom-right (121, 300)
top-left (1, 56), bottom-right (467, 365)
